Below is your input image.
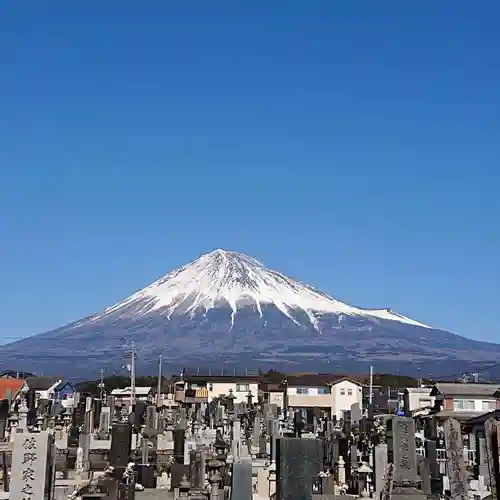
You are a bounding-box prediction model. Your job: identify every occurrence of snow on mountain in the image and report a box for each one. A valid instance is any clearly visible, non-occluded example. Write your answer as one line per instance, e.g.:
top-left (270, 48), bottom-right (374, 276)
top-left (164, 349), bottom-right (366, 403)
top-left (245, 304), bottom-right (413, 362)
top-left (90, 249), bottom-right (430, 329)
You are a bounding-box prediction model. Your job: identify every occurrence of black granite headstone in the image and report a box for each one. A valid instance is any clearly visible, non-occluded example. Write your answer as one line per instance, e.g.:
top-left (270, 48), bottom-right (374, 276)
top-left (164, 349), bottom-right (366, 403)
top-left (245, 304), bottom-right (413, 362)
top-left (136, 464), bottom-right (156, 488)
top-left (73, 402), bottom-right (85, 427)
top-left (171, 463), bottom-right (190, 488)
top-left (109, 423), bottom-right (132, 467)
top-left (276, 437), bottom-right (323, 500)
top-left (173, 429), bottom-right (185, 464)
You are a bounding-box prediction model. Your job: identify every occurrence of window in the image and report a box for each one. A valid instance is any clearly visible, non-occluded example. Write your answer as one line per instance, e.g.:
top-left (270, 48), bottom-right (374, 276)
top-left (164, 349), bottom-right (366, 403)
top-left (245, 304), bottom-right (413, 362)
top-left (483, 400), bottom-right (497, 411)
top-left (296, 387), bottom-right (309, 395)
top-left (419, 398), bottom-right (431, 407)
top-left (340, 389), bottom-right (345, 395)
top-left (347, 389), bottom-right (353, 396)
top-left (318, 387), bottom-right (329, 395)
top-left (453, 399), bottom-right (475, 410)
top-left (236, 384), bottom-right (249, 392)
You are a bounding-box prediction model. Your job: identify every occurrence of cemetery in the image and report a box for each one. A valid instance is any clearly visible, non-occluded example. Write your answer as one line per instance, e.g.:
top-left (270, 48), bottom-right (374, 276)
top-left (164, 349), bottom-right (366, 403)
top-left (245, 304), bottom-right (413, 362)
top-left (0, 371), bottom-right (499, 500)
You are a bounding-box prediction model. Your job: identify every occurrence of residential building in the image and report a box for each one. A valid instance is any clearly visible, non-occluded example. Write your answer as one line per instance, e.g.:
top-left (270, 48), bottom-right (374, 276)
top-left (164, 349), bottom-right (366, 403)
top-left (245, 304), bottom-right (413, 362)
top-left (277, 374), bottom-right (363, 421)
top-left (0, 378), bottom-right (28, 401)
top-left (328, 377), bottom-right (363, 420)
top-left (110, 386), bottom-right (153, 405)
top-left (403, 387), bottom-right (435, 414)
top-left (429, 383), bottom-right (500, 421)
top-left (175, 374), bottom-right (260, 404)
top-left (25, 377), bottom-right (64, 400)
top-left (0, 370), bottom-right (34, 379)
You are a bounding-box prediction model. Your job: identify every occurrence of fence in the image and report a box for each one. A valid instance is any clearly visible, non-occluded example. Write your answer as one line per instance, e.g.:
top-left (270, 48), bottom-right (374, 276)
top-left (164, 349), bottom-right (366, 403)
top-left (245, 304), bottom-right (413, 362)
top-left (416, 446), bottom-right (475, 475)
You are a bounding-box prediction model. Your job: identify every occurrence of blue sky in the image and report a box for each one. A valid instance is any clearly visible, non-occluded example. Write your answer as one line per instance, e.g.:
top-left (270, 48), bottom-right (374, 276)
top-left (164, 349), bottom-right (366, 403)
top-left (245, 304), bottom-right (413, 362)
top-left (1, 1), bottom-right (499, 343)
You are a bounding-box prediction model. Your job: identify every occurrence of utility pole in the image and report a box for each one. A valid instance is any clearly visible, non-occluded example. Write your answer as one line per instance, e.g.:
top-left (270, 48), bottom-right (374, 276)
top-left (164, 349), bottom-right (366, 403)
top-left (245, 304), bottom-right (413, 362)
top-left (98, 368), bottom-right (105, 401)
top-left (130, 340), bottom-right (136, 411)
top-left (156, 355), bottom-right (162, 407)
top-left (369, 365), bottom-right (373, 406)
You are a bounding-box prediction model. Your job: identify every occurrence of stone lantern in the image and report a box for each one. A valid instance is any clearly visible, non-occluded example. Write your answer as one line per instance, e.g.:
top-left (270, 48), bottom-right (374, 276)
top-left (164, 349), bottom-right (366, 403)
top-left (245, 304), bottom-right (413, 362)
top-left (226, 389), bottom-right (235, 414)
top-left (246, 390), bottom-right (253, 407)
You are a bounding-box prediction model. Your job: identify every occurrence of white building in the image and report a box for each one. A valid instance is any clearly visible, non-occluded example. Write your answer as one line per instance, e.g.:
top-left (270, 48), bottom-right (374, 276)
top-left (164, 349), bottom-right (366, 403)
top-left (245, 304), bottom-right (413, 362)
top-left (403, 387), bottom-right (435, 413)
top-left (110, 386), bottom-right (153, 405)
top-left (271, 374), bottom-right (363, 420)
top-left (180, 374), bottom-right (260, 403)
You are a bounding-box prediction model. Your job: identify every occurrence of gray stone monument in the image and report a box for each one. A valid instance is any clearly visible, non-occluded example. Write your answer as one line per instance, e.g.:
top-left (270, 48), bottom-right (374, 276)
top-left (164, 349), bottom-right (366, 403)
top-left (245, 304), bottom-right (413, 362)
top-left (276, 437), bottom-right (323, 500)
top-left (484, 418), bottom-right (499, 494)
top-left (387, 417), bottom-right (425, 499)
top-left (231, 461), bottom-right (252, 500)
top-left (444, 418), bottom-right (468, 500)
top-left (351, 403), bottom-right (362, 426)
top-left (10, 431), bottom-right (53, 500)
top-left (374, 443), bottom-right (388, 497)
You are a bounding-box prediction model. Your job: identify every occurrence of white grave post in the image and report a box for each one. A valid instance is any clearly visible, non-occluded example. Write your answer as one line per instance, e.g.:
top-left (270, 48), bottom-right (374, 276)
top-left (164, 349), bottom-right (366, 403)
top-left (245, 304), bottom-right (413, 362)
top-left (10, 431), bottom-right (52, 500)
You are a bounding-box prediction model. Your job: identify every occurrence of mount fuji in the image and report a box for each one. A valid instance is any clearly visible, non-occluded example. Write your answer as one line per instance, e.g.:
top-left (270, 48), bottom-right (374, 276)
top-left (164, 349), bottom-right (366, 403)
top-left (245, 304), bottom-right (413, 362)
top-left (1, 249), bottom-right (499, 378)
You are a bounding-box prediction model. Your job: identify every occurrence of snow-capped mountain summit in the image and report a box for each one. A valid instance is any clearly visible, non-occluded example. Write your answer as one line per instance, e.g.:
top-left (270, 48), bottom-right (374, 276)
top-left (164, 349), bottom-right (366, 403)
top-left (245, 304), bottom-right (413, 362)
top-left (1, 248), bottom-right (499, 378)
top-left (92, 249), bottom-right (430, 329)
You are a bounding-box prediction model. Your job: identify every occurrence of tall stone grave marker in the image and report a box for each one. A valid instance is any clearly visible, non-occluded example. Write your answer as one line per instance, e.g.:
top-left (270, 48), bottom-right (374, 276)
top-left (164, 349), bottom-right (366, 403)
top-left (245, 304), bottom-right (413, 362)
top-left (485, 418), bottom-right (500, 497)
top-left (387, 417), bottom-right (425, 499)
top-left (351, 403), bottom-right (362, 426)
top-left (109, 423), bottom-right (132, 468)
top-left (11, 432), bottom-right (53, 500)
top-left (276, 437), bottom-right (323, 500)
top-left (444, 418), bottom-right (468, 500)
top-left (231, 461), bottom-right (252, 500)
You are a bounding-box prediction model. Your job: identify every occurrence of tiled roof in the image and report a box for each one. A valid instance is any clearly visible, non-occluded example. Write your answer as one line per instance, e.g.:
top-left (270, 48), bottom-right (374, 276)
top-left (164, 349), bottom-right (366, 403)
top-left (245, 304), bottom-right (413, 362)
top-left (25, 376), bottom-right (62, 391)
top-left (0, 379), bottom-right (26, 400)
top-left (431, 383), bottom-right (500, 397)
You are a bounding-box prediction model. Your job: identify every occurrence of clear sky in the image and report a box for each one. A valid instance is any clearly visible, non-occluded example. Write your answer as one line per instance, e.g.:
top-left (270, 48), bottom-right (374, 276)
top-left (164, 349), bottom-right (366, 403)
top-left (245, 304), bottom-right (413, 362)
top-left (1, 1), bottom-right (499, 344)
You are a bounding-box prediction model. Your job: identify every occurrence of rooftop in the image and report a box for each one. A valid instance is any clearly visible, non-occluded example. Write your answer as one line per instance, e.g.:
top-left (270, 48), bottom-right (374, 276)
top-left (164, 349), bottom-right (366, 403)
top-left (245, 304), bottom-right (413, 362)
top-left (430, 383), bottom-right (500, 397)
top-left (0, 379), bottom-right (26, 400)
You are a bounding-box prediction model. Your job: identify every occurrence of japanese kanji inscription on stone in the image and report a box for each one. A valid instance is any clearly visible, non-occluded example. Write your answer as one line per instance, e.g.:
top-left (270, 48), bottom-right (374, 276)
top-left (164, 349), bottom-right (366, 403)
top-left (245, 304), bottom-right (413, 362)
top-left (10, 431), bottom-right (51, 500)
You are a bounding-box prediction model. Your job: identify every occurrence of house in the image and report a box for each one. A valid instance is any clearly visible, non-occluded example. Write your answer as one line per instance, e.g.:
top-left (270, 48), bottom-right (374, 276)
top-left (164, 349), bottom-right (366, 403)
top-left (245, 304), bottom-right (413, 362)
top-left (0, 370), bottom-right (34, 379)
top-left (403, 387), bottom-right (435, 414)
top-left (279, 374), bottom-right (363, 421)
top-left (175, 373), bottom-right (260, 404)
top-left (25, 376), bottom-right (63, 400)
top-left (328, 376), bottom-right (364, 420)
top-left (429, 383), bottom-right (500, 421)
top-left (0, 379), bottom-right (28, 401)
top-left (259, 381), bottom-right (285, 408)
top-left (110, 387), bottom-right (153, 405)
top-left (53, 381), bottom-right (76, 403)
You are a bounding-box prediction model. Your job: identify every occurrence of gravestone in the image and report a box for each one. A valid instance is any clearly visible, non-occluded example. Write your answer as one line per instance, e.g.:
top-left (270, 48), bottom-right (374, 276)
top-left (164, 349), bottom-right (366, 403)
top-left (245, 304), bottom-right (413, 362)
top-left (351, 403), bottom-right (362, 426)
top-left (444, 418), bottom-right (468, 500)
top-left (231, 461), bottom-right (252, 500)
top-left (374, 443), bottom-right (388, 496)
top-left (387, 417), bottom-right (425, 499)
top-left (276, 437), bottom-right (323, 500)
top-left (484, 418), bottom-right (499, 494)
top-left (10, 432), bottom-right (53, 500)
top-left (145, 405), bottom-right (156, 430)
top-left (232, 421), bottom-right (241, 460)
top-left (189, 450), bottom-right (205, 490)
top-left (173, 429), bottom-right (186, 464)
top-left (98, 407), bottom-right (110, 436)
top-left (109, 423), bottom-right (132, 468)
top-left (171, 463), bottom-right (190, 488)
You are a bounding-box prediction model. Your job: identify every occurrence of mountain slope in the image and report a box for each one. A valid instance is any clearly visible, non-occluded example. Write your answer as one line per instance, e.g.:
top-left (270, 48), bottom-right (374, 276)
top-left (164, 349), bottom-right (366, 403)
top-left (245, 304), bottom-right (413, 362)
top-left (1, 249), bottom-right (498, 377)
